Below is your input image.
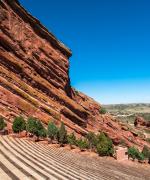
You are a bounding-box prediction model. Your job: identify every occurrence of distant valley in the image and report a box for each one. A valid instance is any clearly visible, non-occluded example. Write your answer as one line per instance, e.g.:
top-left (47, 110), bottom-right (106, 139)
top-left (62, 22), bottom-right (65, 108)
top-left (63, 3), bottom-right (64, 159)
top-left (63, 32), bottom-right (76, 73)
top-left (104, 103), bottom-right (150, 123)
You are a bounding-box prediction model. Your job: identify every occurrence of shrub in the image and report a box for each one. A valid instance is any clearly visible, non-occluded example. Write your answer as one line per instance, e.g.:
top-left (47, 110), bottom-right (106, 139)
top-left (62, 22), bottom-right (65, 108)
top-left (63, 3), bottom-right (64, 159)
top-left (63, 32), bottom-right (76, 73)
top-left (86, 132), bottom-right (97, 149)
top-left (67, 133), bottom-right (76, 147)
top-left (96, 133), bottom-right (114, 156)
top-left (47, 121), bottom-right (58, 143)
top-left (26, 117), bottom-right (46, 139)
top-left (26, 117), bottom-right (37, 135)
top-left (142, 145), bottom-right (150, 159)
top-left (99, 107), bottom-right (107, 114)
top-left (58, 122), bottom-right (67, 146)
top-left (137, 152), bottom-right (145, 161)
top-left (36, 120), bottom-right (46, 137)
top-left (38, 128), bottom-right (47, 138)
top-left (12, 116), bottom-right (26, 133)
top-left (76, 138), bottom-right (89, 150)
top-left (128, 146), bottom-right (142, 161)
top-left (0, 117), bottom-right (6, 131)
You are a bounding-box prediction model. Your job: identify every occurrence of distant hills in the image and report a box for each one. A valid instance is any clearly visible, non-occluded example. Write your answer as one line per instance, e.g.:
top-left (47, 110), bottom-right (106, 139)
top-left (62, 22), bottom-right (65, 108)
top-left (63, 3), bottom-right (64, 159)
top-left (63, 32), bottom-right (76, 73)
top-left (104, 103), bottom-right (150, 123)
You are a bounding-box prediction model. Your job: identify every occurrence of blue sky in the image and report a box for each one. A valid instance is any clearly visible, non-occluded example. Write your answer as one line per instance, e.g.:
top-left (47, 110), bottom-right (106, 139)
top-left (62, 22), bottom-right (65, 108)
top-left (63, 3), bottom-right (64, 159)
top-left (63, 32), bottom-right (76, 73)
top-left (20, 0), bottom-right (150, 104)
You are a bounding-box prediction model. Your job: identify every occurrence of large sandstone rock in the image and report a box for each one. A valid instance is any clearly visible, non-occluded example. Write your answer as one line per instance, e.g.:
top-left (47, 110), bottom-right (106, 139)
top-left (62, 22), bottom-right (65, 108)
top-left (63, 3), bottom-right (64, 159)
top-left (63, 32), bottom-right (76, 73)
top-left (0, 0), bottom-right (149, 148)
top-left (134, 116), bottom-right (150, 128)
top-left (134, 116), bottom-right (146, 127)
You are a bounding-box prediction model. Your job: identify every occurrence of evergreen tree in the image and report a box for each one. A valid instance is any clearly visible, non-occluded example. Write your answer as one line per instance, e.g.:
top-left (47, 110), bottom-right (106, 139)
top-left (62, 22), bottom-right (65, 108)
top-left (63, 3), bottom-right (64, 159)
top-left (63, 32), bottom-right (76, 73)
top-left (47, 121), bottom-right (58, 143)
top-left (76, 138), bottom-right (89, 151)
top-left (58, 122), bottom-right (67, 146)
top-left (36, 120), bottom-right (47, 138)
top-left (26, 117), bottom-right (37, 135)
top-left (86, 132), bottom-right (97, 149)
top-left (128, 147), bottom-right (139, 160)
top-left (67, 132), bottom-right (76, 147)
top-left (0, 117), bottom-right (6, 131)
top-left (96, 132), bottom-right (114, 156)
top-left (26, 117), bottom-right (46, 140)
top-left (142, 145), bottom-right (150, 159)
top-left (12, 116), bottom-right (26, 133)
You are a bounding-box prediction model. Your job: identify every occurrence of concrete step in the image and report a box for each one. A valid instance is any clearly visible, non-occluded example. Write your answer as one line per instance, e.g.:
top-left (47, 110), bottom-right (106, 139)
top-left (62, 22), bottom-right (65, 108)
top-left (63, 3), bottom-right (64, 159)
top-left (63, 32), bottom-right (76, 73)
top-left (1, 136), bottom-right (68, 180)
top-left (14, 137), bottom-right (99, 180)
top-left (7, 136), bottom-right (90, 180)
top-left (16, 138), bottom-right (107, 179)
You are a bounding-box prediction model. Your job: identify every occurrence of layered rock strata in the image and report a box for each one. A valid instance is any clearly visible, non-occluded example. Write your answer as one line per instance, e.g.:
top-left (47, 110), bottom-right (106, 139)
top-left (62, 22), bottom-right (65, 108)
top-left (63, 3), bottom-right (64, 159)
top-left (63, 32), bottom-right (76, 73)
top-left (0, 0), bottom-right (149, 148)
top-left (0, 0), bottom-right (96, 136)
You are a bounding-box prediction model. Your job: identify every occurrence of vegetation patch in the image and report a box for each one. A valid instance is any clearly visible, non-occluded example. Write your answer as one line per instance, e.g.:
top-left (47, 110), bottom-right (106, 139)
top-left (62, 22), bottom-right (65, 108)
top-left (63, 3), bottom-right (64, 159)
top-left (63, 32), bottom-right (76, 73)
top-left (99, 107), bottom-right (107, 114)
top-left (12, 116), bottom-right (26, 133)
top-left (0, 117), bottom-right (6, 131)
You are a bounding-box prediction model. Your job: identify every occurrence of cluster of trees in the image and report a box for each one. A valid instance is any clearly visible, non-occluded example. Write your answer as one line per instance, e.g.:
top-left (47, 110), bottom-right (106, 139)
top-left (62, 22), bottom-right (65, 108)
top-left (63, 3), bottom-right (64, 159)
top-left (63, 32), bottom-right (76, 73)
top-left (1, 115), bottom-right (150, 161)
top-left (9, 116), bottom-right (114, 156)
top-left (128, 145), bottom-right (150, 162)
top-left (12, 116), bottom-right (47, 140)
top-left (48, 122), bottom-right (114, 156)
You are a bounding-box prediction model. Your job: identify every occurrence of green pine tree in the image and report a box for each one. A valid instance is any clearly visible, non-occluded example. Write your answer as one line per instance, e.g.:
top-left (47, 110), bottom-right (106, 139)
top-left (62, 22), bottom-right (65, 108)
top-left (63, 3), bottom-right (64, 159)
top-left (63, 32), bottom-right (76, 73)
top-left (47, 121), bottom-right (58, 143)
top-left (26, 117), bottom-right (37, 135)
top-left (26, 117), bottom-right (46, 140)
top-left (0, 117), bottom-right (6, 131)
top-left (58, 122), bottom-right (67, 146)
top-left (96, 132), bottom-right (114, 156)
top-left (67, 132), bottom-right (76, 148)
top-left (12, 116), bottom-right (26, 133)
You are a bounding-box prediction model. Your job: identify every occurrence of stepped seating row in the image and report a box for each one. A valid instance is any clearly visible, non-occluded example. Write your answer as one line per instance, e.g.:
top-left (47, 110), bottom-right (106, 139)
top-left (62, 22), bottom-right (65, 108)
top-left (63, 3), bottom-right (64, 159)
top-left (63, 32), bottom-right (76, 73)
top-left (0, 136), bottom-right (149, 180)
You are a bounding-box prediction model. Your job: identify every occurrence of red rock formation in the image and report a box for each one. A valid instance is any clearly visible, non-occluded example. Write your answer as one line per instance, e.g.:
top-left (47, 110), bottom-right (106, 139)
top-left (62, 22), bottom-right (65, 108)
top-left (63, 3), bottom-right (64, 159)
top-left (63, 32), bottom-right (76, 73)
top-left (134, 116), bottom-right (150, 128)
top-left (134, 116), bottom-right (146, 127)
top-left (0, 0), bottom-right (149, 148)
top-left (0, 0), bottom-right (89, 135)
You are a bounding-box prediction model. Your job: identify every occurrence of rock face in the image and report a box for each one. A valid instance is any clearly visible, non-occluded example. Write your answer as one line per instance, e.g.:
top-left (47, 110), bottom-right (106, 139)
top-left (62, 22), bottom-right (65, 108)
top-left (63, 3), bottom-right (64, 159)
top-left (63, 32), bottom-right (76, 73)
top-left (0, 0), bottom-right (149, 148)
top-left (0, 0), bottom-right (97, 136)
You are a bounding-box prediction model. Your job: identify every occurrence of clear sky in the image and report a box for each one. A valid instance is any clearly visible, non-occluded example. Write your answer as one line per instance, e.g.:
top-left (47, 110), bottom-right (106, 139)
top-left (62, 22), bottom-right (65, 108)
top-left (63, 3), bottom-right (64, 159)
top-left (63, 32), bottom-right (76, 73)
top-left (20, 0), bottom-right (150, 104)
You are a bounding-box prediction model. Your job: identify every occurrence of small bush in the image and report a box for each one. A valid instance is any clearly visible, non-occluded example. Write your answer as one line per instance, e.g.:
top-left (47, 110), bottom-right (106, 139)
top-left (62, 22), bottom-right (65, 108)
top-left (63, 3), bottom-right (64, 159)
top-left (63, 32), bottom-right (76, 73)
top-left (99, 107), bottom-right (107, 114)
top-left (58, 122), bottom-right (67, 146)
top-left (36, 120), bottom-right (47, 138)
top-left (128, 146), bottom-right (144, 161)
top-left (142, 145), bottom-right (150, 159)
top-left (47, 121), bottom-right (58, 143)
top-left (76, 138), bottom-right (89, 150)
top-left (67, 133), bottom-right (76, 147)
top-left (12, 116), bottom-right (26, 133)
top-left (86, 132), bottom-right (98, 149)
top-left (38, 126), bottom-right (47, 138)
top-left (26, 117), bottom-right (46, 139)
top-left (96, 133), bottom-right (114, 156)
top-left (26, 117), bottom-right (37, 135)
top-left (137, 152), bottom-right (145, 161)
top-left (0, 117), bottom-right (6, 130)
top-left (128, 147), bottom-right (139, 160)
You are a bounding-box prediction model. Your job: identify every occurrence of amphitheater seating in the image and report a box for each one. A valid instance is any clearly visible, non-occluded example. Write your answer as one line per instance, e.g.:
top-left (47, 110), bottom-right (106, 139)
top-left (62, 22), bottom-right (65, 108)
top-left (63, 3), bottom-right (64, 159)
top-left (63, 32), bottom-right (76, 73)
top-left (0, 135), bottom-right (149, 180)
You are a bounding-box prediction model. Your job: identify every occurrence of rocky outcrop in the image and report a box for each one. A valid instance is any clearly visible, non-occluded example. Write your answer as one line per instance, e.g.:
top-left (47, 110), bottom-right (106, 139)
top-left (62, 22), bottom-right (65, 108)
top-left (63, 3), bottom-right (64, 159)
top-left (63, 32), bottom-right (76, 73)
top-left (134, 116), bottom-right (147, 127)
top-left (134, 116), bottom-right (150, 128)
top-left (0, 0), bottom-right (90, 135)
top-left (0, 0), bottom-right (149, 148)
